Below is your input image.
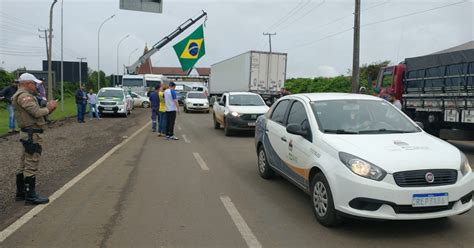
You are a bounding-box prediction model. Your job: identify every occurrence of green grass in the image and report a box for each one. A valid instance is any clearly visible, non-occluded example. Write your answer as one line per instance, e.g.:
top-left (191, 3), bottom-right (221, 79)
top-left (0, 96), bottom-right (77, 135)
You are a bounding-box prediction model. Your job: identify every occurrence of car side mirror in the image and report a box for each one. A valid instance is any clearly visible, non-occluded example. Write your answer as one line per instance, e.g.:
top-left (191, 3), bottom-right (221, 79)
top-left (287, 124), bottom-right (308, 137)
top-left (415, 121), bottom-right (424, 130)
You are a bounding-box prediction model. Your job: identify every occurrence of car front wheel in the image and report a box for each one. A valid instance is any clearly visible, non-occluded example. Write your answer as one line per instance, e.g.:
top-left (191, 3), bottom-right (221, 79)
top-left (310, 173), bottom-right (342, 227)
top-left (142, 101), bottom-right (150, 108)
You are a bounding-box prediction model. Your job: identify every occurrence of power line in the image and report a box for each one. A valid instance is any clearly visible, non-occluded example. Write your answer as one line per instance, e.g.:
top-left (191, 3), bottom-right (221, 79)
top-left (281, 0), bottom-right (467, 52)
top-left (266, 0), bottom-right (307, 31)
top-left (277, 0), bottom-right (326, 31)
top-left (362, 0), bottom-right (467, 27)
top-left (0, 11), bottom-right (43, 29)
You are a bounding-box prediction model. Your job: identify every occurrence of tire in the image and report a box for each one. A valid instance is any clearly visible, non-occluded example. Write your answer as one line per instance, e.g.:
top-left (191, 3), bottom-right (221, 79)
top-left (310, 173), bottom-right (342, 227)
top-left (142, 101), bottom-right (150, 108)
top-left (224, 119), bottom-right (232, 136)
top-left (213, 115), bottom-right (220, 129)
top-left (257, 145), bottom-right (275, 179)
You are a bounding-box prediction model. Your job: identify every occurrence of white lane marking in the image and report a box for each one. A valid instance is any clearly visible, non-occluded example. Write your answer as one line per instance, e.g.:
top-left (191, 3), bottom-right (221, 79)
top-left (177, 124), bottom-right (182, 131)
top-left (220, 196), bottom-right (262, 248)
top-left (192, 152), bottom-right (209, 171)
top-left (182, 134), bottom-right (191, 144)
top-left (0, 121), bottom-right (152, 243)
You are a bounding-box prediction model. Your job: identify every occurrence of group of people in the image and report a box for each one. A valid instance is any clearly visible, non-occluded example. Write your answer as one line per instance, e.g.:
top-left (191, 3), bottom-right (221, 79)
top-left (75, 84), bottom-right (100, 123)
top-left (149, 82), bottom-right (180, 140)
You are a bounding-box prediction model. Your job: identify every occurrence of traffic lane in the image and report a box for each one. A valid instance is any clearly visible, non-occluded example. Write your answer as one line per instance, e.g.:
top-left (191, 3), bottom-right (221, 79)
top-left (180, 111), bottom-right (474, 247)
top-left (1, 124), bottom-right (150, 247)
top-left (104, 127), bottom-right (247, 247)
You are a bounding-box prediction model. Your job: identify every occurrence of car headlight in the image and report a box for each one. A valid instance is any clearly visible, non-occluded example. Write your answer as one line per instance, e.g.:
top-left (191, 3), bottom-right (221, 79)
top-left (231, 111), bottom-right (240, 117)
top-left (461, 152), bottom-right (472, 176)
top-left (339, 152), bottom-right (387, 181)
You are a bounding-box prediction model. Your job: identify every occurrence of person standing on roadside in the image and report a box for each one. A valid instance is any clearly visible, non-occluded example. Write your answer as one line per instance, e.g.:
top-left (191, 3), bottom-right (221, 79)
top-left (149, 85), bottom-right (160, 132)
top-left (164, 82), bottom-right (180, 140)
top-left (75, 84), bottom-right (88, 123)
top-left (12, 73), bottom-right (57, 205)
top-left (0, 79), bottom-right (19, 133)
top-left (87, 89), bottom-right (100, 120)
top-left (157, 83), bottom-right (168, 137)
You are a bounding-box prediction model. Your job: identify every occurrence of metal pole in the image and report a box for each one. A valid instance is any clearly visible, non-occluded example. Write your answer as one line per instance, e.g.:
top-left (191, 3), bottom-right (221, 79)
top-left (262, 32), bottom-right (276, 53)
top-left (77, 57), bottom-right (86, 87)
top-left (117, 34), bottom-right (130, 75)
top-left (351, 0), bottom-right (361, 93)
top-left (60, 0), bottom-right (64, 111)
top-left (97, 14), bottom-right (115, 91)
top-left (48, 0), bottom-right (58, 101)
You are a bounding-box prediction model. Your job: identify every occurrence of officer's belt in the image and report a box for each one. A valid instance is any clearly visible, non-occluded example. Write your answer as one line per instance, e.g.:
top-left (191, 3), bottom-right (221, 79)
top-left (21, 128), bottom-right (44, 134)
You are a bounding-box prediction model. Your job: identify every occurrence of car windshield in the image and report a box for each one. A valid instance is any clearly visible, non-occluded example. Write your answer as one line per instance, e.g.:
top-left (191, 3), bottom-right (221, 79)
top-left (187, 93), bottom-right (207, 99)
top-left (311, 100), bottom-right (421, 134)
top-left (122, 78), bottom-right (143, 87)
top-left (229, 95), bottom-right (265, 106)
top-left (98, 90), bottom-right (124, 99)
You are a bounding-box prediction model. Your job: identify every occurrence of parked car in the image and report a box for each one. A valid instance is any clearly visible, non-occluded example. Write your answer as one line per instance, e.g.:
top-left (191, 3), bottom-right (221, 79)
top-left (255, 93), bottom-right (473, 227)
top-left (213, 92), bottom-right (269, 136)
top-left (177, 91), bottom-right (186, 105)
top-left (130, 91), bottom-right (150, 108)
top-left (97, 87), bottom-right (133, 117)
top-left (184, 91), bottom-right (209, 113)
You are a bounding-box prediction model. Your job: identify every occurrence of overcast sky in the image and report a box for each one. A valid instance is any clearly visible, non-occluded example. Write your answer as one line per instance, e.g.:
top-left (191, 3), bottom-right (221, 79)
top-left (0, 0), bottom-right (473, 78)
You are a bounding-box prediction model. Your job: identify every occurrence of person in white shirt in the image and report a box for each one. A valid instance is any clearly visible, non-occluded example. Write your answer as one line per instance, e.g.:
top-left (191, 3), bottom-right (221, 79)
top-left (87, 89), bottom-right (100, 120)
top-left (164, 82), bottom-right (180, 140)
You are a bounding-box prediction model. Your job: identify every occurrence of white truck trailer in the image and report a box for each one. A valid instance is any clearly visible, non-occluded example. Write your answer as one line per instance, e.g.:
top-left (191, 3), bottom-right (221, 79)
top-left (209, 51), bottom-right (287, 104)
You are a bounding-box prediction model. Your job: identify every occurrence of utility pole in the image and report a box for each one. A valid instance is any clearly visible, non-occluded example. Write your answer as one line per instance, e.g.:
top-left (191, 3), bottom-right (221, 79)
top-left (77, 57), bottom-right (87, 87)
top-left (263, 32), bottom-right (276, 53)
top-left (60, 0), bottom-right (64, 111)
top-left (38, 29), bottom-right (49, 60)
top-left (351, 0), bottom-right (361, 93)
top-left (48, 0), bottom-right (58, 101)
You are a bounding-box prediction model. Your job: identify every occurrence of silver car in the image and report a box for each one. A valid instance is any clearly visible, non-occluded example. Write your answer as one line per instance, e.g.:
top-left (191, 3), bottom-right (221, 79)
top-left (130, 92), bottom-right (150, 108)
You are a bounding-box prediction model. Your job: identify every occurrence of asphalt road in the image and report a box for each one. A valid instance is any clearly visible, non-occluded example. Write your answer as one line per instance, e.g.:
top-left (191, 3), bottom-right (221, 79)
top-left (1, 111), bottom-right (474, 247)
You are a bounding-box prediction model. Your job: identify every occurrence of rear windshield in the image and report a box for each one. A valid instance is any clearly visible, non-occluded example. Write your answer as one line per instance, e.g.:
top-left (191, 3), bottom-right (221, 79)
top-left (229, 95), bottom-right (265, 106)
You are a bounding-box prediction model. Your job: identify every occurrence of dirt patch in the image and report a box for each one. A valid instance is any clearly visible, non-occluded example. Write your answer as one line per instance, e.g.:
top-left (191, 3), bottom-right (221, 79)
top-left (0, 108), bottom-right (151, 230)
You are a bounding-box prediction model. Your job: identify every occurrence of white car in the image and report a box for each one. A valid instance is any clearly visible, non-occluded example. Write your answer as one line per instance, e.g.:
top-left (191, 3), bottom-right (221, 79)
top-left (213, 92), bottom-right (269, 136)
top-left (97, 87), bottom-right (133, 117)
top-left (130, 91), bottom-right (150, 108)
top-left (184, 91), bottom-right (209, 113)
top-left (255, 93), bottom-right (473, 226)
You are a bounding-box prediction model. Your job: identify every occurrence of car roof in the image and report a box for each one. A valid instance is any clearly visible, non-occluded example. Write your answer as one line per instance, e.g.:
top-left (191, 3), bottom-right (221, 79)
top-left (227, 92), bottom-right (260, 96)
top-left (286, 93), bottom-right (383, 102)
top-left (100, 87), bottom-right (123, 91)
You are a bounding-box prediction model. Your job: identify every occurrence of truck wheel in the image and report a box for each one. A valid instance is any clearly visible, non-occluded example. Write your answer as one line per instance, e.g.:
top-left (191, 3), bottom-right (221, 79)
top-left (213, 115), bottom-right (220, 129)
top-left (224, 119), bottom-right (232, 136)
top-left (310, 173), bottom-right (342, 227)
top-left (257, 145), bottom-right (274, 179)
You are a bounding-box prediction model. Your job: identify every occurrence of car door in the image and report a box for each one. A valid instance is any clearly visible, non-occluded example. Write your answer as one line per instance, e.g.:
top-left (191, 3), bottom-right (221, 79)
top-left (216, 94), bottom-right (227, 123)
top-left (264, 99), bottom-right (291, 172)
top-left (284, 100), bottom-right (314, 189)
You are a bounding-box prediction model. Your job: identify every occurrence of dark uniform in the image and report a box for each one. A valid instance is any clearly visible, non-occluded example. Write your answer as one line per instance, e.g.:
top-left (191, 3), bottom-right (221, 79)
top-left (12, 88), bottom-right (50, 205)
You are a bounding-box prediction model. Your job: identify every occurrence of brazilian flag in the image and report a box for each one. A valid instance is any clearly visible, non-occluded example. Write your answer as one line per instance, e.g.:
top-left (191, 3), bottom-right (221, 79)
top-left (173, 25), bottom-right (206, 72)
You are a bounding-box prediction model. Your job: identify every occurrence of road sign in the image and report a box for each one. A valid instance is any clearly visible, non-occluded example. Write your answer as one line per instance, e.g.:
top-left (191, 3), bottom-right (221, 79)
top-left (120, 0), bottom-right (162, 14)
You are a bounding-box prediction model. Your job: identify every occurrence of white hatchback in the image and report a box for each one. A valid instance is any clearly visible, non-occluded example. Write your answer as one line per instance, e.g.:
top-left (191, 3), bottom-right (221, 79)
top-left (255, 93), bottom-right (473, 226)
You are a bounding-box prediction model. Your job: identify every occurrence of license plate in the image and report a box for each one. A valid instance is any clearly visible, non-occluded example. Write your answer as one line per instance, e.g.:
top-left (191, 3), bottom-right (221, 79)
top-left (412, 193), bottom-right (448, 207)
top-left (248, 122), bottom-right (256, 127)
top-left (104, 107), bottom-right (112, 111)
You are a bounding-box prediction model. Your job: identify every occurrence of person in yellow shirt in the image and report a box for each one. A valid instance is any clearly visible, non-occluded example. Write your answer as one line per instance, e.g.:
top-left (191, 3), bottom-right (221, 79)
top-left (157, 84), bottom-right (168, 136)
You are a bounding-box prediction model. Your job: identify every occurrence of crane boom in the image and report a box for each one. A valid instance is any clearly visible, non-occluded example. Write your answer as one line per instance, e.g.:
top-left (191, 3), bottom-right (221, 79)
top-left (126, 10), bottom-right (207, 74)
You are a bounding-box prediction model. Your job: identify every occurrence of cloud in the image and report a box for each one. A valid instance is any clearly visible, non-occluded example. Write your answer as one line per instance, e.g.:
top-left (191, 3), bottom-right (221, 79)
top-left (315, 65), bottom-right (340, 77)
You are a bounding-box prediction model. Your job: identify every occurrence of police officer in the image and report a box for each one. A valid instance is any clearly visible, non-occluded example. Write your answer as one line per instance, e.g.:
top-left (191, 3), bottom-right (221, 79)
top-left (12, 73), bottom-right (57, 205)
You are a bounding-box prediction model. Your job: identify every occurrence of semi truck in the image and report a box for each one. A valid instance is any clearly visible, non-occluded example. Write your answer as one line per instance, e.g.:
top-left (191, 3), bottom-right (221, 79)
top-left (209, 51), bottom-right (287, 104)
top-left (375, 41), bottom-right (474, 140)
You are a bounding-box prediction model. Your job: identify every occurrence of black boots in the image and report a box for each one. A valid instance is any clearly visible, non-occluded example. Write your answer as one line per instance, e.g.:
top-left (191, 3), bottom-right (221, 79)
top-left (24, 176), bottom-right (49, 205)
top-left (15, 173), bottom-right (25, 201)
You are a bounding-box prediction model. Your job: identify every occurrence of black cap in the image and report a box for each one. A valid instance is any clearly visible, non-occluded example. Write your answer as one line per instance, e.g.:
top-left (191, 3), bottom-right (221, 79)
top-left (169, 82), bottom-right (176, 87)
